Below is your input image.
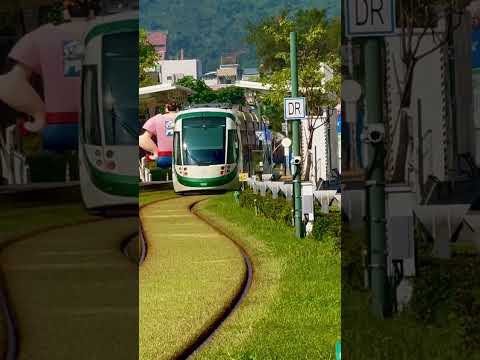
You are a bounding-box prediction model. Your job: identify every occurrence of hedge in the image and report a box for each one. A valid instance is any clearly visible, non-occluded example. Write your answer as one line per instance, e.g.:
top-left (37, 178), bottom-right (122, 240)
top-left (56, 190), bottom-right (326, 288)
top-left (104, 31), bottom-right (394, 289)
top-left (239, 189), bottom-right (341, 251)
top-left (239, 188), bottom-right (293, 226)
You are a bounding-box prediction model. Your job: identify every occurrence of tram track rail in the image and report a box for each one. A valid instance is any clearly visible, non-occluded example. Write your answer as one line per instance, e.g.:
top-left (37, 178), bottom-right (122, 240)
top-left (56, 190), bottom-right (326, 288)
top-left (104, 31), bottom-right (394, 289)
top-left (0, 213), bottom-right (138, 360)
top-left (139, 195), bottom-right (253, 360)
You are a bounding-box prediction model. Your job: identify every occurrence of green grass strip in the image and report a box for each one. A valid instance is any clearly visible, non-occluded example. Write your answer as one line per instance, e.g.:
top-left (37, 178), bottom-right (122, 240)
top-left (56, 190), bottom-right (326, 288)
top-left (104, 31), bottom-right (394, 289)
top-left (139, 190), bottom-right (178, 206)
top-left (0, 203), bottom-right (96, 356)
top-left (1, 217), bottom-right (138, 359)
top-left (194, 193), bottom-right (340, 360)
top-left (139, 196), bottom-right (247, 360)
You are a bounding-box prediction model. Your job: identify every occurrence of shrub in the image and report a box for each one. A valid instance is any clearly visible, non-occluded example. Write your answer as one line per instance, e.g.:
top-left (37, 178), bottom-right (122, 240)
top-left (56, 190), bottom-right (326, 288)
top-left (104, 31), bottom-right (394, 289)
top-left (312, 211), bottom-right (341, 249)
top-left (239, 188), bottom-right (293, 226)
top-left (409, 254), bottom-right (480, 354)
top-left (341, 224), bottom-right (367, 290)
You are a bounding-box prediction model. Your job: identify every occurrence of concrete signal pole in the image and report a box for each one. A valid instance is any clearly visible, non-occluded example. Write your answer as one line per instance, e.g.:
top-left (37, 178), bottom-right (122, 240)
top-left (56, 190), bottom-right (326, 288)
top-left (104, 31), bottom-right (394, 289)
top-left (290, 32), bottom-right (304, 238)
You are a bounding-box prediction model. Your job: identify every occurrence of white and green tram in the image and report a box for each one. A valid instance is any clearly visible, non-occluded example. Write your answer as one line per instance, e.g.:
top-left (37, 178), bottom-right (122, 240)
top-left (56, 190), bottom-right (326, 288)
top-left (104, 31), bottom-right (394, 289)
top-left (79, 12), bottom-right (139, 210)
top-left (172, 105), bottom-right (272, 193)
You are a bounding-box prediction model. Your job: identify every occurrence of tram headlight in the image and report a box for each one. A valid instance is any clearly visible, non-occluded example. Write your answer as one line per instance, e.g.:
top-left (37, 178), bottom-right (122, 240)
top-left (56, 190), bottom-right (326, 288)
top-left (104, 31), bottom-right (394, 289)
top-left (105, 161), bottom-right (116, 171)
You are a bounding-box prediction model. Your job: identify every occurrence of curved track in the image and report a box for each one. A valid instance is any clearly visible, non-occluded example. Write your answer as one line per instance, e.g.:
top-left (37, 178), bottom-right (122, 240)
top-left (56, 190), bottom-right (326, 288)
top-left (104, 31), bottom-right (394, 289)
top-left (139, 195), bottom-right (253, 360)
top-left (183, 200), bottom-right (253, 360)
top-left (0, 216), bottom-right (138, 360)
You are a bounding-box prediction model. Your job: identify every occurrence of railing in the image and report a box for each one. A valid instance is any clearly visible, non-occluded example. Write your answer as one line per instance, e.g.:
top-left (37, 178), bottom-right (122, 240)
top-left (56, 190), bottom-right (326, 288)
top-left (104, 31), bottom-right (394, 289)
top-left (0, 125), bottom-right (29, 185)
top-left (245, 176), bottom-right (341, 215)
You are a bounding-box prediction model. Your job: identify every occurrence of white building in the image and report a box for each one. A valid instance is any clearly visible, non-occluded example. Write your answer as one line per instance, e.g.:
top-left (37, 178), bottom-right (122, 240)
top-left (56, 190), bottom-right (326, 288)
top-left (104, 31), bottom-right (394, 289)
top-left (301, 109), bottom-right (340, 188)
top-left (202, 71), bottom-right (218, 87)
top-left (159, 59), bottom-right (202, 84)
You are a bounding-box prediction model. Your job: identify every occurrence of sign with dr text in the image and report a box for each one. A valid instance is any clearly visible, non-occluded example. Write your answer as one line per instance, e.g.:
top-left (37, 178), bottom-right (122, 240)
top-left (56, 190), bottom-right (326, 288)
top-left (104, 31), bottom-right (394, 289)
top-left (284, 97), bottom-right (307, 120)
top-left (345, 0), bottom-right (396, 37)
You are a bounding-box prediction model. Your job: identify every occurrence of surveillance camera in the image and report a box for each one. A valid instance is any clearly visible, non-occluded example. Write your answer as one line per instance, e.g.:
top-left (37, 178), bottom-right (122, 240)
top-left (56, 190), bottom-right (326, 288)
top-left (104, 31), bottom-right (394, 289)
top-left (362, 124), bottom-right (385, 144)
top-left (291, 156), bottom-right (302, 166)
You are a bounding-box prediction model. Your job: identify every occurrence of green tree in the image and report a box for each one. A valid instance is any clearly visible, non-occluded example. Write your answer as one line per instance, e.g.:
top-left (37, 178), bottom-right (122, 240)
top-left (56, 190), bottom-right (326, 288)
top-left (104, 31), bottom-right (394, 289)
top-left (247, 8), bottom-right (340, 180)
top-left (176, 76), bottom-right (246, 105)
top-left (139, 28), bottom-right (159, 87)
top-left (176, 76), bottom-right (217, 104)
top-left (215, 86), bottom-right (246, 105)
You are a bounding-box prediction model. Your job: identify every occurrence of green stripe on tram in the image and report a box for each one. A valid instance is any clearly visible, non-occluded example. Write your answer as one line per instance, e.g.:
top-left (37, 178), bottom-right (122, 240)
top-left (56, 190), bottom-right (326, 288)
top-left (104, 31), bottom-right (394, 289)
top-left (85, 156), bottom-right (139, 197)
top-left (176, 168), bottom-right (238, 188)
top-left (85, 19), bottom-right (139, 44)
top-left (175, 112), bottom-right (236, 122)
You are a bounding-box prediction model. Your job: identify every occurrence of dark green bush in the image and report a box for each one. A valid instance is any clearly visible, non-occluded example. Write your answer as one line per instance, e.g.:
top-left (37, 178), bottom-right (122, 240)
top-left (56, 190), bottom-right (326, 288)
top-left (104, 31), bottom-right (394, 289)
top-left (409, 255), bottom-right (480, 354)
top-left (312, 211), bottom-right (341, 249)
top-left (239, 188), bottom-right (293, 226)
top-left (341, 224), bottom-right (367, 290)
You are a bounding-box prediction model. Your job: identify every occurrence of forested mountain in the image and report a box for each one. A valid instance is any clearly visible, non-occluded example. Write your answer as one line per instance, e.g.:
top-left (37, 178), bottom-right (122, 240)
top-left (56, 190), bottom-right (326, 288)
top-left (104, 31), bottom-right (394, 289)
top-left (140, 0), bottom-right (339, 72)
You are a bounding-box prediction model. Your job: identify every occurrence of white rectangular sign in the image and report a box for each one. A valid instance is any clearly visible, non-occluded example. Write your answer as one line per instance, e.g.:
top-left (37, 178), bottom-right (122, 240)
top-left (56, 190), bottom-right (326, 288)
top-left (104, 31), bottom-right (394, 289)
top-left (345, 0), bottom-right (396, 37)
top-left (284, 97), bottom-right (306, 120)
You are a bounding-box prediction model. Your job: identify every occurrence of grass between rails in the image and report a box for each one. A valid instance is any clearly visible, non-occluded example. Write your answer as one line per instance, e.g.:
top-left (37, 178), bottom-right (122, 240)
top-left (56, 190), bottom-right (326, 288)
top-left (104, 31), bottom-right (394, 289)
top-left (139, 196), bottom-right (246, 360)
top-left (194, 193), bottom-right (341, 360)
top-left (139, 190), bottom-right (178, 206)
top-left (2, 217), bottom-right (138, 359)
top-left (0, 202), bottom-right (96, 358)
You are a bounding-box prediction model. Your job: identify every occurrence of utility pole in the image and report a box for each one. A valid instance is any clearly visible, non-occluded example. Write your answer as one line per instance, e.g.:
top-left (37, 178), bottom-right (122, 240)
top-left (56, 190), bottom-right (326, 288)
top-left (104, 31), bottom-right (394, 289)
top-left (364, 38), bottom-right (389, 318)
top-left (290, 32), bottom-right (304, 239)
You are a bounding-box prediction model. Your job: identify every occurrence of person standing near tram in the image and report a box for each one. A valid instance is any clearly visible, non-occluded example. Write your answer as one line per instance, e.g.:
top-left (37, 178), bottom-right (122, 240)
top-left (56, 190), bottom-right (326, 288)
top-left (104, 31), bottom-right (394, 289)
top-left (0, 0), bottom-right (98, 152)
top-left (139, 101), bottom-right (180, 168)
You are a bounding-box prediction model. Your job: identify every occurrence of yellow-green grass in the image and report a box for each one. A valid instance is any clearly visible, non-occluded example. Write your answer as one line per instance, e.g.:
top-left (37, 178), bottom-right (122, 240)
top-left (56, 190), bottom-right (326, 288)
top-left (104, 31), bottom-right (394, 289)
top-left (0, 203), bottom-right (96, 357)
top-left (140, 190), bottom-right (178, 206)
top-left (1, 218), bottom-right (138, 359)
top-left (0, 202), bottom-right (138, 359)
top-left (343, 249), bottom-right (480, 359)
top-left (139, 196), bottom-right (247, 360)
top-left (193, 194), bottom-right (341, 360)
top-left (341, 289), bottom-right (470, 360)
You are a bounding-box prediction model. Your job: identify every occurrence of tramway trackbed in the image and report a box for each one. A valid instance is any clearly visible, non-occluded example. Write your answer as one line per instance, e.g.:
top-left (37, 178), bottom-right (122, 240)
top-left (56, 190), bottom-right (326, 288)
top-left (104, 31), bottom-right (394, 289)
top-left (139, 195), bottom-right (252, 360)
top-left (0, 216), bottom-right (138, 360)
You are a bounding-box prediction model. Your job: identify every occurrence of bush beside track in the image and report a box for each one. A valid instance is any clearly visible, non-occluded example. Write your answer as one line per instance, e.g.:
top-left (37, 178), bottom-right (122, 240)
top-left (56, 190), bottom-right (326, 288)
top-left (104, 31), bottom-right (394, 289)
top-left (194, 192), bottom-right (340, 359)
top-left (342, 224), bottom-right (480, 359)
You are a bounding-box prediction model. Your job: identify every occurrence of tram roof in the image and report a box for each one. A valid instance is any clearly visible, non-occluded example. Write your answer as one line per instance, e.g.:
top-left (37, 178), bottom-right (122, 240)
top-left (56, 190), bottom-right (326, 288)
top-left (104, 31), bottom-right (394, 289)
top-left (84, 11), bottom-right (138, 44)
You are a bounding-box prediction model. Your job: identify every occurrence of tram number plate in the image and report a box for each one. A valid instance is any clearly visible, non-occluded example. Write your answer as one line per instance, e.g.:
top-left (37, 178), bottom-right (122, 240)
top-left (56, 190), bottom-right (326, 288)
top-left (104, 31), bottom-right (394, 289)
top-left (239, 173), bottom-right (249, 182)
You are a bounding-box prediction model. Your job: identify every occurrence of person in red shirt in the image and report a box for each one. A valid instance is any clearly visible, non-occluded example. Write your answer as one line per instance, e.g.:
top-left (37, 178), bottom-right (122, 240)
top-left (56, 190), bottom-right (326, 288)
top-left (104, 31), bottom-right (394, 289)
top-left (139, 102), bottom-right (179, 168)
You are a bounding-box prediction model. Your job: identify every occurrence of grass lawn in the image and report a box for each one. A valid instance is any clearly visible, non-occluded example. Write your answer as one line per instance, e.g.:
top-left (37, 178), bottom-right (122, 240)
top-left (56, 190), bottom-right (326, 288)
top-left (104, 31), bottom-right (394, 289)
top-left (194, 193), bottom-right (341, 360)
top-left (139, 190), bottom-right (178, 206)
top-left (139, 195), bottom-right (247, 360)
top-left (2, 218), bottom-right (138, 359)
top-left (0, 202), bottom-right (96, 358)
top-left (342, 289), bottom-right (469, 360)
top-left (0, 201), bottom-right (138, 359)
top-left (342, 228), bottom-right (480, 359)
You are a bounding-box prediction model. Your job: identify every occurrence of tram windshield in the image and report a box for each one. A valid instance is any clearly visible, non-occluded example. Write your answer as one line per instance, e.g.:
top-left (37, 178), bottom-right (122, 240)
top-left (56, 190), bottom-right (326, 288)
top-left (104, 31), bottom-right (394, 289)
top-left (102, 31), bottom-right (139, 145)
top-left (182, 117), bottom-right (226, 166)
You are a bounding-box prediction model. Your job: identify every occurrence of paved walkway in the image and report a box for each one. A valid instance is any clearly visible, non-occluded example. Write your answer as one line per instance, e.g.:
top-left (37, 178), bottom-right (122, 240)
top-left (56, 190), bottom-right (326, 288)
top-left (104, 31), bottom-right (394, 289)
top-left (140, 196), bottom-right (246, 360)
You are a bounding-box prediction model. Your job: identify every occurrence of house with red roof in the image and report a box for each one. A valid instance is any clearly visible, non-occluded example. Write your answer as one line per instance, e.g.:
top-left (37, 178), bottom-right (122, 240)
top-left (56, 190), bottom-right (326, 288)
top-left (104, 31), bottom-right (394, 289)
top-left (147, 31), bottom-right (168, 60)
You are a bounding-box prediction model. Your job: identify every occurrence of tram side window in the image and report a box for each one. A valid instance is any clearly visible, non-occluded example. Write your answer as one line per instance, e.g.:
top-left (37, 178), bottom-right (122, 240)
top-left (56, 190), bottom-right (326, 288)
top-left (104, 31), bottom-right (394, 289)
top-left (81, 65), bottom-right (101, 145)
top-left (174, 131), bottom-right (182, 165)
top-left (227, 129), bottom-right (238, 164)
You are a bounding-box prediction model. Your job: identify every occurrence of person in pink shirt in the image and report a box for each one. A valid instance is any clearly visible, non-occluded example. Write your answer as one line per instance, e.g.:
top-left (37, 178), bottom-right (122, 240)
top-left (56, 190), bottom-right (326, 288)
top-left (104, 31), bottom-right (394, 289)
top-left (0, 1), bottom-right (96, 152)
top-left (139, 102), bottom-right (179, 168)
